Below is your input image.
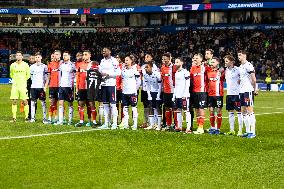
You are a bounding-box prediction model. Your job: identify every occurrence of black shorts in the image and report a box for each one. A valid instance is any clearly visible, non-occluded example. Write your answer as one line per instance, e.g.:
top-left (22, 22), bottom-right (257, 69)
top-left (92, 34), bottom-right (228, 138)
top-left (101, 86), bottom-right (116, 104)
top-left (77, 89), bottom-right (88, 101)
top-left (240, 92), bottom-right (254, 107)
top-left (30, 88), bottom-right (46, 101)
top-left (116, 90), bottom-right (122, 103)
top-left (49, 87), bottom-right (59, 100)
top-left (208, 96), bottom-right (223, 108)
top-left (87, 88), bottom-right (98, 102)
top-left (226, 95), bottom-right (241, 111)
top-left (96, 88), bottom-right (102, 102)
top-left (122, 93), bottom-right (137, 107)
top-left (192, 92), bottom-right (208, 109)
top-left (163, 93), bottom-right (174, 108)
top-left (141, 90), bottom-right (149, 107)
top-left (175, 97), bottom-right (190, 111)
top-left (148, 92), bottom-right (162, 109)
top-left (58, 87), bottom-right (74, 102)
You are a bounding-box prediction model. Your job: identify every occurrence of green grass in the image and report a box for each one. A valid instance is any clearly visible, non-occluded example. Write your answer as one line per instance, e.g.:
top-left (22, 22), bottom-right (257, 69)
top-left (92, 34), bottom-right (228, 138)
top-left (0, 84), bottom-right (283, 188)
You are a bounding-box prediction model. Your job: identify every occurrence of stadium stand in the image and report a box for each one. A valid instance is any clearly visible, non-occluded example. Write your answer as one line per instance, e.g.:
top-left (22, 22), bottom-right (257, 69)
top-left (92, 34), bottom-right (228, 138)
top-left (0, 29), bottom-right (283, 80)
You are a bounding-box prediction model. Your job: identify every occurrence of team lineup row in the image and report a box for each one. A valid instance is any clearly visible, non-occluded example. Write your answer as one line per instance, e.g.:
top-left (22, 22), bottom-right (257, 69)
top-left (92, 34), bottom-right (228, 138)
top-left (9, 48), bottom-right (257, 138)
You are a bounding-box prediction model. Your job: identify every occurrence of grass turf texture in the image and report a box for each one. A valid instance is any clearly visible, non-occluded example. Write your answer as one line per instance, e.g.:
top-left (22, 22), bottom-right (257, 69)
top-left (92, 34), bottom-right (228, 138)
top-left (0, 84), bottom-right (283, 188)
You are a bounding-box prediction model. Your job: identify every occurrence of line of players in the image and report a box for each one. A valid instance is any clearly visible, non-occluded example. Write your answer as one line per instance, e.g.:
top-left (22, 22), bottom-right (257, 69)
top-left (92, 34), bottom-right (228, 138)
top-left (10, 48), bottom-right (257, 138)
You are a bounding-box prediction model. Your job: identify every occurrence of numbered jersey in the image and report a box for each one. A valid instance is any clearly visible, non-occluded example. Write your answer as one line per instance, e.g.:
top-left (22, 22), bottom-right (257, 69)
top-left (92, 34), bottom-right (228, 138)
top-left (86, 64), bottom-right (102, 100)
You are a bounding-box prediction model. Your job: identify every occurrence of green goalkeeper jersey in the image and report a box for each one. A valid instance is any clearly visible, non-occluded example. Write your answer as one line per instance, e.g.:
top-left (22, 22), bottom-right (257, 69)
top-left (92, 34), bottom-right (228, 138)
top-left (10, 61), bottom-right (30, 87)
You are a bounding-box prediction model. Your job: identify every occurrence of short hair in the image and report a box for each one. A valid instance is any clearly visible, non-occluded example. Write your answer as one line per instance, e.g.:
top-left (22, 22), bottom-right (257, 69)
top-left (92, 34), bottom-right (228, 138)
top-left (16, 51), bottom-right (23, 55)
top-left (34, 52), bottom-right (42, 56)
top-left (176, 57), bottom-right (184, 63)
top-left (224, 55), bottom-right (235, 63)
top-left (238, 50), bottom-right (247, 55)
top-left (162, 52), bottom-right (171, 59)
top-left (212, 57), bottom-right (220, 63)
top-left (103, 47), bottom-right (111, 52)
top-left (54, 50), bottom-right (61, 54)
top-left (194, 53), bottom-right (204, 59)
top-left (145, 53), bottom-right (153, 58)
top-left (117, 52), bottom-right (126, 60)
top-left (127, 55), bottom-right (136, 63)
top-left (205, 49), bottom-right (214, 54)
top-left (83, 50), bottom-right (91, 54)
top-left (76, 52), bottom-right (83, 56)
top-left (63, 51), bottom-right (70, 55)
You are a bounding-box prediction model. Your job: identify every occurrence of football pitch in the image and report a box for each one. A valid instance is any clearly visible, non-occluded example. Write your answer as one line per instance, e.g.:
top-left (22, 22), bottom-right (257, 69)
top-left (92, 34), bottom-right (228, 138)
top-left (0, 84), bottom-right (283, 188)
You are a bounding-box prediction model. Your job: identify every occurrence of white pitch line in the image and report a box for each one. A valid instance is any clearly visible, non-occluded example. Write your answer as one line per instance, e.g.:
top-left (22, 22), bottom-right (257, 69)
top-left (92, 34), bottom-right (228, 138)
top-left (0, 111), bottom-right (283, 141)
top-left (0, 128), bottom-right (100, 140)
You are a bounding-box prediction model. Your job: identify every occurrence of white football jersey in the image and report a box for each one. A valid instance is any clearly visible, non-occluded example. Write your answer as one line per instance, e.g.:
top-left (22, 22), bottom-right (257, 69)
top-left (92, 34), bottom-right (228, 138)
top-left (121, 66), bottom-right (140, 95)
top-left (141, 63), bottom-right (159, 91)
top-left (59, 61), bottom-right (76, 88)
top-left (225, 66), bottom-right (240, 95)
top-left (99, 56), bottom-right (121, 86)
top-left (174, 68), bottom-right (190, 98)
top-left (239, 61), bottom-right (255, 93)
top-left (143, 70), bottom-right (161, 93)
top-left (30, 63), bottom-right (48, 89)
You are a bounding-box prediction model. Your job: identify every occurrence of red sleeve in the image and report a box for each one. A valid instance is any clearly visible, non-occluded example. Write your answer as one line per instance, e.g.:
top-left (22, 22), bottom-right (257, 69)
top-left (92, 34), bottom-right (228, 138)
top-left (221, 70), bottom-right (225, 81)
top-left (190, 67), bottom-right (193, 79)
top-left (76, 63), bottom-right (80, 89)
top-left (47, 63), bottom-right (51, 73)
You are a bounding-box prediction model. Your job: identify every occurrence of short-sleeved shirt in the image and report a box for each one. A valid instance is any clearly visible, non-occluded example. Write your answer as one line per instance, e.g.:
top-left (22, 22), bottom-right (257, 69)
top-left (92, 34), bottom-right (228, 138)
top-left (30, 63), bottom-right (48, 89)
top-left (239, 61), bottom-right (255, 93)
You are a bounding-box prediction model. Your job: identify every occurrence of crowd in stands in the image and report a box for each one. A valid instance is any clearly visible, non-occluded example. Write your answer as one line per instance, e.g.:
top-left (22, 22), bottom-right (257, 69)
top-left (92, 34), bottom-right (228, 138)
top-left (0, 29), bottom-right (283, 80)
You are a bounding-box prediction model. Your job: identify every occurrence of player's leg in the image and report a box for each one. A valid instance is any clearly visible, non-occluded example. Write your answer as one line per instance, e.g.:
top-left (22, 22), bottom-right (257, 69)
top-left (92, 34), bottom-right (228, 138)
top-left (116, 89), bottom-right (123, 125)
top-left (155, 98), bottom-right (162, 131)
top-left (226, 95), bottom-right (235, 135)
top-left (38, 89), bottom-right (47, 123)
top-left (141, 90), bottom-right (149, 128)
top-left (17, 86), bottom-right (30, 121)
top-left (131, 94), bottom-right (138, 130)
top-left (99, 86), bottom-right (110, 129)
top-left (234, 96), bottom-right (243, 136)
top-left (122, 94), bottom-right (129, 129)
top-left (56, 87), bottom-right (65, 125)
top-left (22, 99), bottom-right (29, 122)
top-left (194, 93), bottom-right (207, 134)
top-left (215, 96), bottom-right (223, 135)
top-left (184, 97), bottom-right (192, 133)
top-left (174, 98), bottom-right (182, 131)
top-left (75, 89), bottom-right (86, 127)
top-left (109, 86), bottom-right (118, 130)
top-left (30, 88), bottom-right (37, 122)
top-left (145, 92), bottom-right (155, 130)
top-left (240, 93), bottom-right (251, 137)
top-left (96, 88), bottom-right (104, 125)
top-left (247, 91), bottom-right (256, 138)
top-left (164, 93), bottom-right (173, 129)
top-left (88, 101), bottom-right (97, 126)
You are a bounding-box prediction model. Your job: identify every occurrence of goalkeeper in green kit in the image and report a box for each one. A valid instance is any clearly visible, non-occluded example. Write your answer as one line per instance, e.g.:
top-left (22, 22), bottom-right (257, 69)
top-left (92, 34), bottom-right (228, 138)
top-left (10, 51), bottom-right (30, 122)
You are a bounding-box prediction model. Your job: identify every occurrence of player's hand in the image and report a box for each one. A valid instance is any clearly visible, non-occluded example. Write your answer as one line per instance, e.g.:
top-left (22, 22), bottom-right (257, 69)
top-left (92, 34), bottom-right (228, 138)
top-left (254, 90), bottom-right (258, 96)
top-left (44, 87), bottom-right (47, 92)
top-left (101, 73), bottom-right (109, 77)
